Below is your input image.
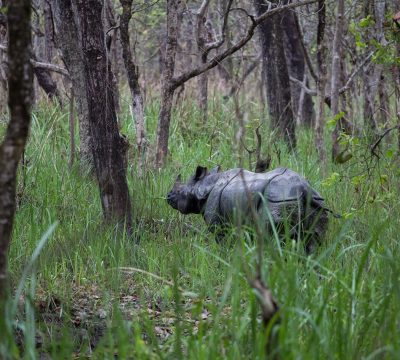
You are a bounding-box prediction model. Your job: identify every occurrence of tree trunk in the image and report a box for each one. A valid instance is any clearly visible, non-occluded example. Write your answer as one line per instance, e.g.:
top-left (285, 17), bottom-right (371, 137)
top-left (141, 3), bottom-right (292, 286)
top-left (377, 73), bottom-right (389, 128)
top-left (331, 0), bottom-right (344, 162)
top-left (281, 5), bottom-right (315, 126)
top-left (119, 0), bottom-right (147, 175)
top-left (196, 1), bottom-right (213, 122)
top-left (155, 0), bottom-right (182, 168)
top-left (33, 54), bottom-right (62, 104)
top-left (105, 0), bottom-right (121, 114)
top-left (0, 2), bottom-right (7, 114)
top-left (32, 0), bottom-right (62, 104)
top-left (254, 0), bottom-right (296, 149)
top-left (74, 0), bottom-right (132, 230)
top-left (315, 0), bottom-right (327, 164)
top-left (362, 0), bottom-right (386, 135)
top-left (197, 55), bottom-right (208, 121)
top-left (0, 0), bottom-right (33, 300)
top-left (53, 0), bottom-right (92, 166)
top-left (43, 0), bottom-right (55, 63)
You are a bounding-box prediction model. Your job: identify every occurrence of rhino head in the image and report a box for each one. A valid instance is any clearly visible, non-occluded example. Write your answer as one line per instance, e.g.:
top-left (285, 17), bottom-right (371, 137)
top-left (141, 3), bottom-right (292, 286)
top-left (167, 165), bottom-right (221, 214)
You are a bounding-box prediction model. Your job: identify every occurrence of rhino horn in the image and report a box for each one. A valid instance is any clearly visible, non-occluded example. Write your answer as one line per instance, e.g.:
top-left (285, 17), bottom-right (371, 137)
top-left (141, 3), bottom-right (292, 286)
top-left (194, 166), bottom-right (208, 180)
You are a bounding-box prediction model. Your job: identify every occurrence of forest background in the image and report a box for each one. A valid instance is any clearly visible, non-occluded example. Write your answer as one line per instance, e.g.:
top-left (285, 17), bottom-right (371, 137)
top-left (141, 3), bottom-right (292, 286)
top-left (1, 0), bottom-right (400, 358)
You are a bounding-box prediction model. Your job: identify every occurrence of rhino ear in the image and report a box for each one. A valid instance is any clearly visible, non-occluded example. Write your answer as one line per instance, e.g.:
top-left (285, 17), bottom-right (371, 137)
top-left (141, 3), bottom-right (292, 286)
top-left (209, 165), bottom-right (221, 175)
top-left (173, 174), bottom-right (182, 186)
top-left (194, 166), bottom-right (208, 180)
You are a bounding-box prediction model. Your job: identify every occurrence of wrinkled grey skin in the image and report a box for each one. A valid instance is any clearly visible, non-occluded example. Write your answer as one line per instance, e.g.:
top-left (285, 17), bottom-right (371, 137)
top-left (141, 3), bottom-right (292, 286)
top-left (167, 166), bottom-right (328, 253)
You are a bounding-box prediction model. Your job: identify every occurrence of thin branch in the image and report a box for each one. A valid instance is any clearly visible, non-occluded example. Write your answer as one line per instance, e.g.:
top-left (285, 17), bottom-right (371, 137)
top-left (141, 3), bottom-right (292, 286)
top-left (370, 125), bottom-right (399, 158)
top-left (295, 11), bottom-right (317, 81)
top-left (290, 50), bottom-right (376, 99)
top-left (197, 0), bottom-right (210, 18)
top-left (204, 0), bottom-right (233, 53)
top-left (290, 76), bottom-right (317, 95)
top-left (227, 54), bottom-right (261, 97)
top-left (106, 25), bottom-right (119, 35)
top-left (31, 59), bottom-right (69, 77)
top-left (340, 50), bottom-right (375, 93)
top-left (170, 0), bottom-right (318, 91)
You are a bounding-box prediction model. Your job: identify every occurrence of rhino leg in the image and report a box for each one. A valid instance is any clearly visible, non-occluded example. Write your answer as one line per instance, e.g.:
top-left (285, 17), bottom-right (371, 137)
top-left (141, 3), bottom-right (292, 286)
top-left (302, 205), bottom-right (328, 254)
top-left (264, 200), bottom-right (327, 253)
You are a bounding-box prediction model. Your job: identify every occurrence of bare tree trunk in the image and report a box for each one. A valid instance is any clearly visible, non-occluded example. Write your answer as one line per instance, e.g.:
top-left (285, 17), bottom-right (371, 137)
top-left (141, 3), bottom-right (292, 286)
top-left (43, 0), bottom-right (55, 63)
top-left (0, 2), bottom-right (8, 114)
top-left (69, 88), bottom-right (75, 168)
top-left (362, 0), bottom-right (386, 134)
top-left (104, 0), bottom-right (120, 114)
top-left (119, 0), bottom-right (147, 175)
top-left (196, 0), bottom-right (213, 122)
top-left (331, 0), bottom-right (344, 162)
top-left (281, 5), bottom-right (315, 126)
top-left (74, 0), bottom-right (132, 231)
top-left (254, 0), bottom-right (296, 149)
top-left (315, 0), bottom-right (326, 164)
top-left (53, 0), bottom-right (92, 166)
top-left (32, 54), bottom-right (62, 104)
top-left (392, 1), bottom-right (400, 152)
top-left (32, 0), bottom-right (62, 104)
top-left (155, 0), bottom-right (182, 168)
top-left (0, 0), bottom-right (33, 300)
top-left (378, 73), bottom-right (389, 128)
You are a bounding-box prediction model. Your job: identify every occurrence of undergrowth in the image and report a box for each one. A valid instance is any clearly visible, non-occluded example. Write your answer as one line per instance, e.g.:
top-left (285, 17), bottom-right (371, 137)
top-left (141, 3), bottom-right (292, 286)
top-left (1, 97), bottom-right (399, 359)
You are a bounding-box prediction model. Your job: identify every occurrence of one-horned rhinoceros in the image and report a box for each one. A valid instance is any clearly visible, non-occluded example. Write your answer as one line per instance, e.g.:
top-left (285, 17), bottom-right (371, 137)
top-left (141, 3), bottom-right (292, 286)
top-left (167, 166), bottom-right (330, 253)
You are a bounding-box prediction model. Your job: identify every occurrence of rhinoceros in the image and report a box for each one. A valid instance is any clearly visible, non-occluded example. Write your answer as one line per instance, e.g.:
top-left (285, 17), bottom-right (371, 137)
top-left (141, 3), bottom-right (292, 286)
top-left (167, 166), bottom-right (330, 253)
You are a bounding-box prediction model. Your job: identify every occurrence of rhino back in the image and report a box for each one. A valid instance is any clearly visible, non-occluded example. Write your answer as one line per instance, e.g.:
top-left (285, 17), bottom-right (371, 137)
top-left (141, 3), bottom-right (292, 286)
top-left (203, 168), bottom-right (325, 226)
top-left (203, 168), bottom-right (289, 224)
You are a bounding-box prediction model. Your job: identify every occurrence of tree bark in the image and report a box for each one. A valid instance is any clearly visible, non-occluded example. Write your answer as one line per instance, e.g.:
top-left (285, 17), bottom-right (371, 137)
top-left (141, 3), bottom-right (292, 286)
top-left (155, 0), bottom-right (183, 167)
top-left (196, 0), bottom-right (213, 122)
top-left (32, 54), bottom-right (62, 103)
top-left (254, 0), bottom-right (296, 149)
top-left (362, 0), bottom-right (386, 135)
top-left (0, 0), bottom-right (33, 300)
top-left (0, 2), bottom-right (7, 113)
top-left (32, 0), bottom-right (62, 104)
top-left (53, 0), bottom-right (92, 166)
top-left (331, 0), bottom-right (345, 162)
top-left (74, 0), bottom-right (132, 231)
top-left (281, 5), bottom-right (315, 126)
top-left (119, 0), bottom-right (147, 175)
top-left (104, 0), bottom-right (121, 114)
top-left (315, 0), bottom-right (327, 164)
top-left (43, 0), bottom-right (55, 63)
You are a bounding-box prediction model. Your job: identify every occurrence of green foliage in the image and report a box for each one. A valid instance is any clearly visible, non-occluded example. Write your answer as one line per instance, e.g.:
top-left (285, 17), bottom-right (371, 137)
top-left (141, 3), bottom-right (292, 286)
top-left (327, 111), bottom-right (345, 131)
top-left (1, 98), bottom-right (400, 358)
top-left (350, 10), bottom-right (400, 66)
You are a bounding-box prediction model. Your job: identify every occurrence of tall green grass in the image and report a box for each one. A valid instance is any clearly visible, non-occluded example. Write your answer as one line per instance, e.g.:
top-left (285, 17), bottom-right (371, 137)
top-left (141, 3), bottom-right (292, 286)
top-left (1, 97), bottom-right (399, 358)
